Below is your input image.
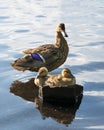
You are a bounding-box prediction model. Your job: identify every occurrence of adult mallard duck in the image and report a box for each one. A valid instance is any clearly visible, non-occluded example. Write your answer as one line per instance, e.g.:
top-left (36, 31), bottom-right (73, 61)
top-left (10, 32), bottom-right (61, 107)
top-left (34, 67), bottom-right (76, 88)
top-left (11, 23), bottom-right (69, 72)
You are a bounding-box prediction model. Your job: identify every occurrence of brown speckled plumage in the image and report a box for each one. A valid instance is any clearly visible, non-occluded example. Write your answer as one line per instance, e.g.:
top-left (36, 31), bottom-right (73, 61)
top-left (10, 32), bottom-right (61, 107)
top-left (11, 23), bottom-right (69, 72)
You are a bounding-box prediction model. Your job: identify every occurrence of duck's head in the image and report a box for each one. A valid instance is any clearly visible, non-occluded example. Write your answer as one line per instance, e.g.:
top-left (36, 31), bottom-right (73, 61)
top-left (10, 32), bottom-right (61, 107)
top-left (37, 67), bottom-right (48, 77)
top-left (57, 23), bottom-right (68, 37)
top-left (61, 68), bottom-right (72, 78)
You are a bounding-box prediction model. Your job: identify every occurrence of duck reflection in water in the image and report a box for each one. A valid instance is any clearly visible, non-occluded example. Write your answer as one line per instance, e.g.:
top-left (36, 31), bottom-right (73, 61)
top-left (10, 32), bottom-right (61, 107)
top-left (10, 78), bottom-right (83, 126)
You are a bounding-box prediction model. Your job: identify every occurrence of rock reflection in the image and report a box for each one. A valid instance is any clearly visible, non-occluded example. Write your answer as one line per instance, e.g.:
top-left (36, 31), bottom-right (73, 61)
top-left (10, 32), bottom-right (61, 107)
top-left (10, 78), bottom-right (83, 126)
top-left (35, 94), bottom-right (83, 126)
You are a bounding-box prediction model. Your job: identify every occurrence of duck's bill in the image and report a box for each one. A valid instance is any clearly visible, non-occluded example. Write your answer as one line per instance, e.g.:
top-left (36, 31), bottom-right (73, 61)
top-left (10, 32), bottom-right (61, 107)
top-left (62, 30), bottom-right (68, 37)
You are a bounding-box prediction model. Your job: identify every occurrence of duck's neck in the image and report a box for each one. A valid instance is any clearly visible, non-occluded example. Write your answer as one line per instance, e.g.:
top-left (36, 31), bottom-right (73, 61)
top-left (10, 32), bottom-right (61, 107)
top-left (55, 31), bottom-right (67, 48)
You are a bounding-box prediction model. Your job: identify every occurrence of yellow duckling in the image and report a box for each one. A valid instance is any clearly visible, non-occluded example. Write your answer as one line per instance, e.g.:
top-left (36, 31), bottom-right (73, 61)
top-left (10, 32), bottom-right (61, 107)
top-left (34, 67), bottom-right (76, 88)
top-left (34, 67), bottom-right (49, 88)
top-left (34, 67), bottom-right (49, 98)
top-left (46, 68), bottom-right (76, 88)
top-left (11, 23), bottom-right (69, 72)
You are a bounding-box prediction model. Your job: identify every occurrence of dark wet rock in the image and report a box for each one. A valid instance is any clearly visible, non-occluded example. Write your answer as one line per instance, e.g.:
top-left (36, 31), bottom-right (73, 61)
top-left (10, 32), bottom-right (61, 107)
top-left (41, 85), bottom-right (83, 104)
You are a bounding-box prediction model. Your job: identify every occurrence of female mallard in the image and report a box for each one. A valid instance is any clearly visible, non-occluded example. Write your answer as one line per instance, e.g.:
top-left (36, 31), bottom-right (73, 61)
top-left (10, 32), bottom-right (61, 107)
top-left (11, 23), bottom-right (69, 72)
top-left (34, 67), bottom-right (76, 88)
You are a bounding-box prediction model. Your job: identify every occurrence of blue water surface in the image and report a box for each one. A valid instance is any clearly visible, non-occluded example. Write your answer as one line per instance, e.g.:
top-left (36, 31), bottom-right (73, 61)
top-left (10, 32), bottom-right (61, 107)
top-left (0, 0), bottom-right (104, 130)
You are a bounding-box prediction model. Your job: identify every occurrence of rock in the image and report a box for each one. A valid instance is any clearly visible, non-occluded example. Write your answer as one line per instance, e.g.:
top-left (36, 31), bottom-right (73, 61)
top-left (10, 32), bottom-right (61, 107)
top-left (40, 84), bottom-right (83, 104)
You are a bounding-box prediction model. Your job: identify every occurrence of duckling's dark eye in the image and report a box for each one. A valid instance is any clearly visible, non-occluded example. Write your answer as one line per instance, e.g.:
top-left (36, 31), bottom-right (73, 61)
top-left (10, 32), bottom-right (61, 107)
top-left (64, 71), bottom-right (68, 73)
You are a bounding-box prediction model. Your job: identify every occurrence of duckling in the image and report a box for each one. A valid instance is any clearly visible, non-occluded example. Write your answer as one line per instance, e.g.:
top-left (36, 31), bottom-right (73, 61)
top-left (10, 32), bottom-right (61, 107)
top-left (46, 68), bottom-right (76, 88)
top-left (35, 67), bottom-right (76, 88)
top-left (34, 67), bottom-right (49, 88)
top-left (60, 68), bottom-right (76, 86)
top-left (11, 23), bottom-right (69, 72)
top-left (34, 67), bottom-right (49, 98)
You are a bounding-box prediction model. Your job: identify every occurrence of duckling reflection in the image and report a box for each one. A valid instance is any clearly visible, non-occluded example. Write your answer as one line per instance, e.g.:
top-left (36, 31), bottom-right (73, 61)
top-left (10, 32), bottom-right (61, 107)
top-left (10, 78), bottom-right (83, 126)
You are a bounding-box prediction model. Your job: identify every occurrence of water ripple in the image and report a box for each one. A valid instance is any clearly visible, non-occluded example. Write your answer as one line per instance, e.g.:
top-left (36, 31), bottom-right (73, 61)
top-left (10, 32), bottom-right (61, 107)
top-left (15, 29), bottom-right (30, 33)
top-left (0, 0), bottom-right (104, 129)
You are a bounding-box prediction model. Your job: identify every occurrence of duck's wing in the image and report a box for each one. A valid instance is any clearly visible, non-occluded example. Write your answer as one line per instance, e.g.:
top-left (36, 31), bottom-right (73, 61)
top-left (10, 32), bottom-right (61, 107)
top-left (61, 77), bottom-right (76, 86)
top-left (23, 44), bottom-right (56, 54)
top-left (11, 44), bottom-right (59, 72)
top-left (45, 75), bottom-right (61, 88)
top-left (23, 44), bottom-right (59, 64)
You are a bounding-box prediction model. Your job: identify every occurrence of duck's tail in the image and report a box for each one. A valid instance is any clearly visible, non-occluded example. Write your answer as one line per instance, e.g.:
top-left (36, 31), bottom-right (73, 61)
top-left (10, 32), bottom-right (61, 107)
top-left (11, 54), bottom-right (45, 72)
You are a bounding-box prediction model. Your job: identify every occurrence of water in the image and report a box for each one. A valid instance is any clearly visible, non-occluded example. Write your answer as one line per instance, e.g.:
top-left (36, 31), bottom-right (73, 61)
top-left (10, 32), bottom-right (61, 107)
top-left (0, 0), bottom-right (104, 130)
